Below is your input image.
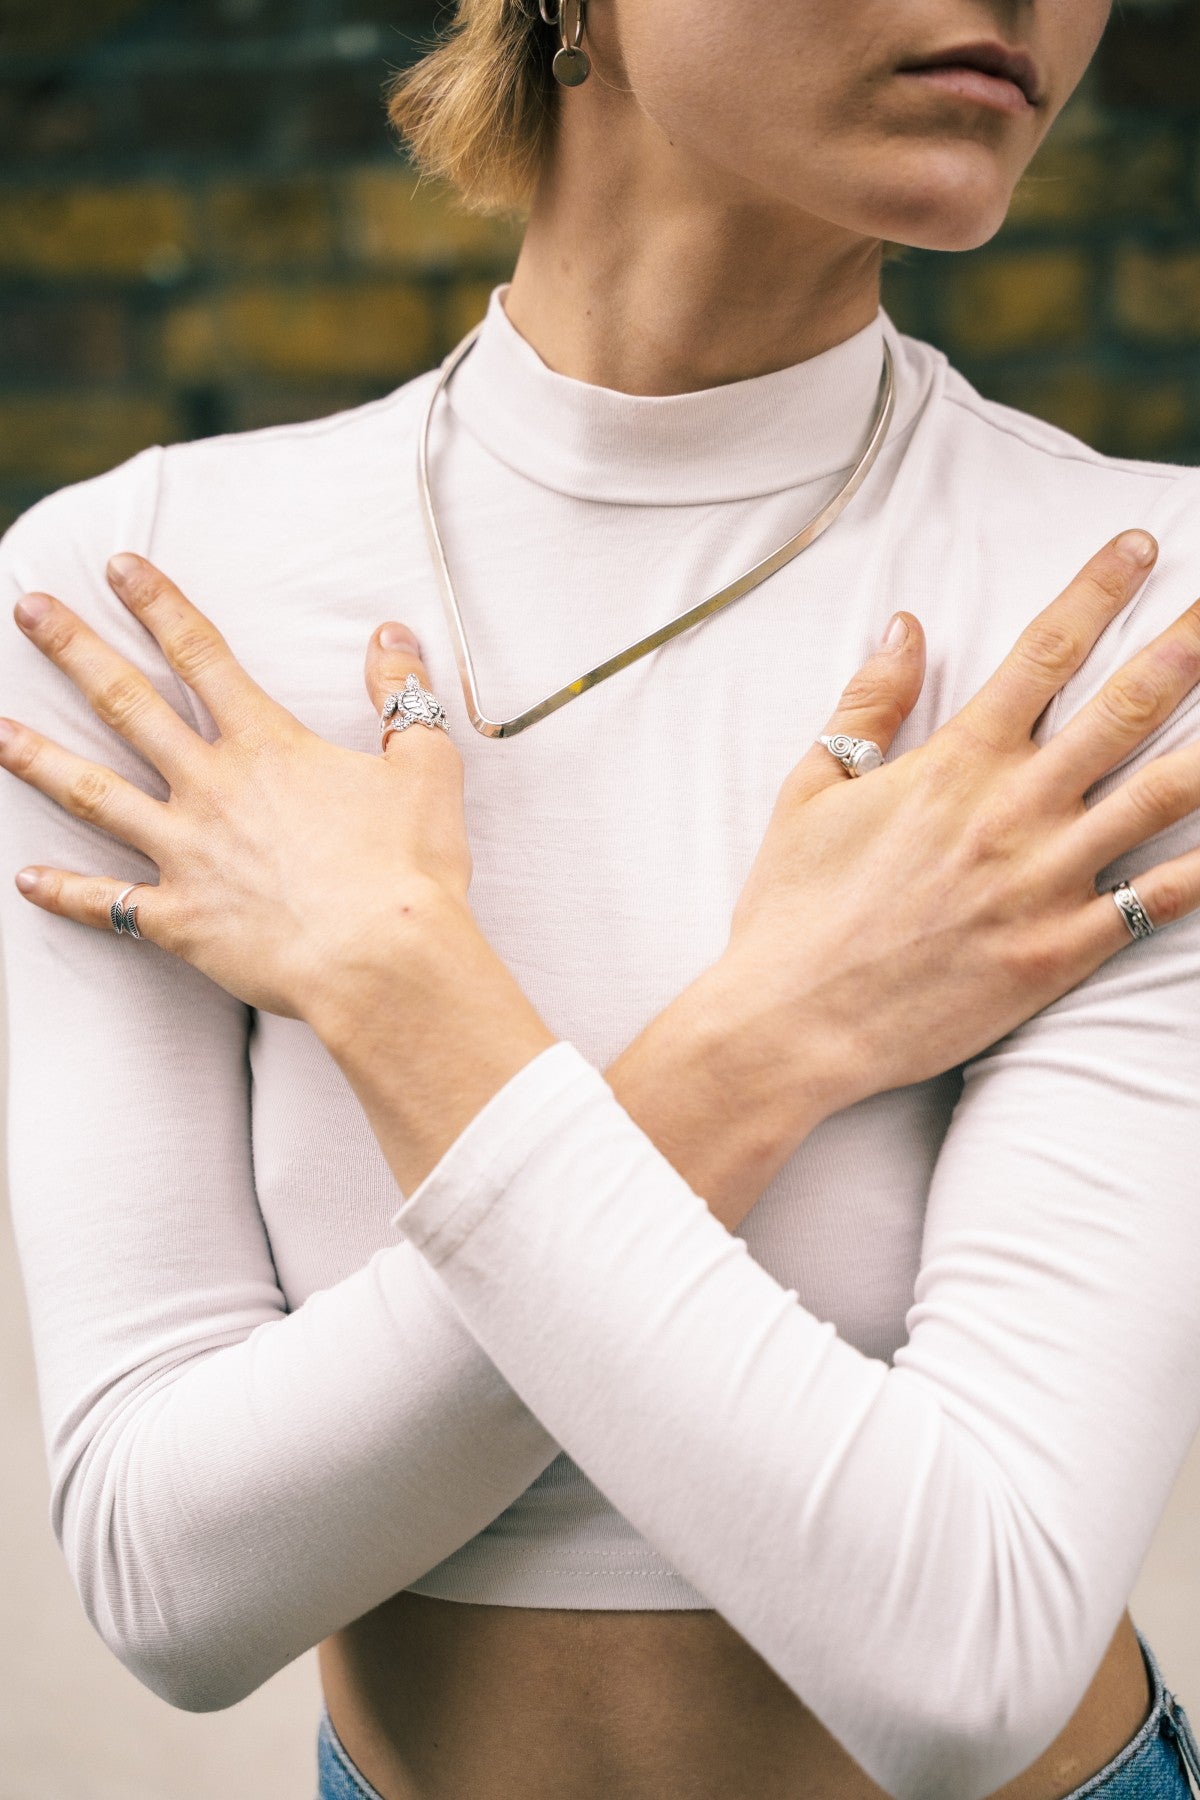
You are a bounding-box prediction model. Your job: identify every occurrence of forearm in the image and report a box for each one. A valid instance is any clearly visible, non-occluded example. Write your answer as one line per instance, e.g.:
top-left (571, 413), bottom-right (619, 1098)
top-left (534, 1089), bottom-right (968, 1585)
top-left (343, 862), bottom-right (1200, 1800)
top-left (314, 889), bottom-right (831, 1229)
top-left (603, 952), bottom-right (836, 1227)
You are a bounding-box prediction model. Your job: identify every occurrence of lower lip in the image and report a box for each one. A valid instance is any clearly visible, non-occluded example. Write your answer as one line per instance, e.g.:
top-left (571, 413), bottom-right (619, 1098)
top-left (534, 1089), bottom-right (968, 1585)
top-left (900, 64), bottom-right (1033, 114)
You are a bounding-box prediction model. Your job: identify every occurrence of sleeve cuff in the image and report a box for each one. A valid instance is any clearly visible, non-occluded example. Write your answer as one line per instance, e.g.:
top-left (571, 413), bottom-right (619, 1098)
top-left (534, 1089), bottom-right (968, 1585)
top-left (390, 1039), bottom-right (613, 1263)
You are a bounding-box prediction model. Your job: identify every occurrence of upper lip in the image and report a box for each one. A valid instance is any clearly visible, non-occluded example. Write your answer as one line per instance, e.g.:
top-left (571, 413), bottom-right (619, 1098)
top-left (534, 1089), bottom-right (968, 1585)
top-left (900, 39), bottom-right (1043, 106)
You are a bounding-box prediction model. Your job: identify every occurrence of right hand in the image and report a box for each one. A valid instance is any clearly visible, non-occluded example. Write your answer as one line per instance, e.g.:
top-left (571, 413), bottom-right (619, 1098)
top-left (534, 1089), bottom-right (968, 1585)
top-left (725, 529), bottom-right (1200, 1122)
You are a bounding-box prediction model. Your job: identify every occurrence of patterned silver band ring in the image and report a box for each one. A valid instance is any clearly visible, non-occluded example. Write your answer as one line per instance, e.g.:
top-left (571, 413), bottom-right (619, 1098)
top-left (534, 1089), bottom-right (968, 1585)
top-left (110, 882), bottom-right (147, 938)
top-left (818, 732), bottom-right (884, 777)
top-left (379, 673), bottom-right (451, 748)
top-left (1111, 878), bottom-right (1156, 941)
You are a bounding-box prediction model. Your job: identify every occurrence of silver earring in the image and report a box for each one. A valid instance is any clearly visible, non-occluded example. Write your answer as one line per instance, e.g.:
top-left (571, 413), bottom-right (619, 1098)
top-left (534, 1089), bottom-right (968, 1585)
top-left (539, 0), bottom-right (590, 86)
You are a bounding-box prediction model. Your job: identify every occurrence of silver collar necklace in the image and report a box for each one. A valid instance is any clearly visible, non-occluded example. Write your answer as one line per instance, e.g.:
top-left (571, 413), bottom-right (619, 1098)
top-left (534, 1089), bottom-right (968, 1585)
top-left (417, 325), bottom-right (896, 739)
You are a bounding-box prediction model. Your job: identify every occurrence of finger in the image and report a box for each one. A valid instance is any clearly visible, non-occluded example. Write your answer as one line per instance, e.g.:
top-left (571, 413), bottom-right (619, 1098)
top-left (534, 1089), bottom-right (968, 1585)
top-left (955, 531), bottom-right (1158, 753)
top-left (0, 716), bottom-right (170, 859)
top-left (1071, 736), bottom-right (1200, 876)
top-left (365, 624), bottom-right (457, 762)
top-left (13, 589), bottom-right (205, 786)
top-left (12, 865), bottom-right (164, 944)
top-left (1037, 591), bottom-right (1200, 798)
top-left (786, 610), bottom-right (925, 800)
top-left (106, 553), bottom-right (277, 737)
top-left (1080, 850), bottom-right (1200, 961)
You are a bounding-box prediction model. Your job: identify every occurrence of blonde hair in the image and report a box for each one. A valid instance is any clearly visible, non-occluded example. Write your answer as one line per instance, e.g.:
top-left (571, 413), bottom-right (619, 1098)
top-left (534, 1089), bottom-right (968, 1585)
top-left (386, 0), bottom-right (556, 217)
top-left (387, 2), bottom-right (913, 260)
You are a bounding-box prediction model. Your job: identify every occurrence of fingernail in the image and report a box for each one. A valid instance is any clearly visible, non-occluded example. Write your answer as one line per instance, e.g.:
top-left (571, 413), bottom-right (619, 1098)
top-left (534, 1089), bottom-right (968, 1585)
top-left (379, 624), bottom-right (420, 653)
top-left (107, 553), bottom-right (142, 586)
top-left (0, 719), bottom-right (14, 747)
top-left (14, 868), bottom-right (38, 893)
top-left (882, 612), bottom-right (908, 650)
top-left (1114, 530), bottom-right (1157, 569)
top-left (14, 592), bottom-right (51, 627)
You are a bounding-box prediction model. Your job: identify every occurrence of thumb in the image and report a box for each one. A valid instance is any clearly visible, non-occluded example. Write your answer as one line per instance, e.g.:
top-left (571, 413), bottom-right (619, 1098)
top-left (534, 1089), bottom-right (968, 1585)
top-left (789, 611), bottom-right (926, 799)
top-left (365, 623), bottom-right (453, 754)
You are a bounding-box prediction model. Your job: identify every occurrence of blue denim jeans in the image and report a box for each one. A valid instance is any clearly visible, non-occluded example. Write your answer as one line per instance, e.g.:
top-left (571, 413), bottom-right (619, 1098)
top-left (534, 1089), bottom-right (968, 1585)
top-left (315, 1627), bottom-right (1200, 1799)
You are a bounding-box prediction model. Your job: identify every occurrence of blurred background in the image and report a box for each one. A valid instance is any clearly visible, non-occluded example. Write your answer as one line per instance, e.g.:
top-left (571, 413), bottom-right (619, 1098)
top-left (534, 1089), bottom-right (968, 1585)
top-left (0, 0), bottom-right (1198, 538)
top-left (1, 1), bottom-right (1199, 1796)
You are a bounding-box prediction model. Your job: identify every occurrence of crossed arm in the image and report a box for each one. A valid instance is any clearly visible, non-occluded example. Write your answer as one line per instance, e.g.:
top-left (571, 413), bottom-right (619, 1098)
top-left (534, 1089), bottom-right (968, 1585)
top-left (0, 479), bottom-right (819, 1722)
top-left (7, 467), bottom-right (1200, 1800)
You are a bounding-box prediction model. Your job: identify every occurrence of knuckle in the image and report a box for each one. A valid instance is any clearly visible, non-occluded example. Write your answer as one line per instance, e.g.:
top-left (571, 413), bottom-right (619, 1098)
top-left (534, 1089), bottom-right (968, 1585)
top-left (120, 566), bottom-right (162, 612)
top-left (836, 672), bottom-right (906, 739)
top-left (1014, 619), bottom-right (1084, 680)
top-left (1096, 667), bottom-right (1162, 731)
top-left (1128, 768), bottom-right (1189, 827)
top-left (39, 869), bottom-right (66, 906)
top-left (918, 722), bottom-right (987, 795)
top-left (168, 624), bottom-right (223, 683)
top-left (39, 613), bottom-right (79, 660)
top-left (92, 670), bottom-right (150, 732)
top-left (1083, 560), bottom-right (1132, 607)
top-left (151, 887), bottom-right (187, 951)
top-left (67, 764), bottom-right (113, 821)
top-left (226, 717), bottom-right (263, 758)
top-left (87, 876), bottom-right (117, 916)
top-left (1145, 874), bottom-right (1184, 927)
top-left (837, 669), bottom-right (879, 708)
top-left (9, 731), bottom-right (41, 777)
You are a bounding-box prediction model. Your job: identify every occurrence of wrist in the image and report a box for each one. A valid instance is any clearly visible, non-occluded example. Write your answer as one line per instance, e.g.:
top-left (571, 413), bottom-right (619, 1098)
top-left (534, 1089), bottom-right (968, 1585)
top-left (606, 950), bottom-right (841, 1231)
top-left (308, 885), bottom-right (557, 1195)
top-left (304, 877), bottom-right (461, 1057)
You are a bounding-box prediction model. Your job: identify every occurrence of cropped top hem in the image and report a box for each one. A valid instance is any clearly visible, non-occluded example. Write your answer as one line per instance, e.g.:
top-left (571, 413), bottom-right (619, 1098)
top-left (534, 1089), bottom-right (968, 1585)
top-left (404, 1556), bottom-right (712, 1609)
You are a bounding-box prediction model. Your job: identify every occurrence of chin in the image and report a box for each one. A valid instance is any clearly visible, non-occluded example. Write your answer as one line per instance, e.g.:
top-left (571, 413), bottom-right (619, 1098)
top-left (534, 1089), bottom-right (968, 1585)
top-left (837, 145), bottom-right (1021, 253)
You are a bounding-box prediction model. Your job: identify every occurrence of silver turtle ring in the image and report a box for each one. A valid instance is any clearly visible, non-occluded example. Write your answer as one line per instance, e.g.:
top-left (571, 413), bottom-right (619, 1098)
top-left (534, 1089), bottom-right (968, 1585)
top-left (380, 673), bottom-right (451, 748)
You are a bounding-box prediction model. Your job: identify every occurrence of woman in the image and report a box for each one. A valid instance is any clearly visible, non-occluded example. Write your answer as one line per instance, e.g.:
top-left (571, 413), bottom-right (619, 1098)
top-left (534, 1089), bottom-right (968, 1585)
top-left (3, 0), bottom-right (1200, 1797)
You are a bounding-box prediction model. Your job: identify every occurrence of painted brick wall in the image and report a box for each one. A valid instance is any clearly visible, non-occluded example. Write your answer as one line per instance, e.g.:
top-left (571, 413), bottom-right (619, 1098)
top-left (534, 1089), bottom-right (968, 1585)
top-left (884, 2), bottom-right (1200, 468)
top-left (0, 0), bottom-right (1198, 538)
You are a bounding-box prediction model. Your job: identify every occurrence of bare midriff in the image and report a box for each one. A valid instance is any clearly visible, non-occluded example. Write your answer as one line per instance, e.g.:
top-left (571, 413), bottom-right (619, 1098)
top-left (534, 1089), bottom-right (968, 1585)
top-left (317, 1597), bottom-right (1151, 1800)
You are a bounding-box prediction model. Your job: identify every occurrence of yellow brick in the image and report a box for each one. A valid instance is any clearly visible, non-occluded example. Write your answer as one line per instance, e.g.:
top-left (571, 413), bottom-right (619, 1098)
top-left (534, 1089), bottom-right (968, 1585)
top-left (346, 167), bottom-right (523, 270)
top-left (1002, 369), bottom-right (1109, 446)
top-left (165, 282), bottom-right (436, 380)
top-left (203, 178), bottom-right (335, 269)
top-left (1114, 246), bottom-right (1200, 343)
top-left (1, 0), bottom-right (143, 55)
top-left (1114, 381), bottom-right (1190, 457)
top-left (1007, 139), bottom-right (1107, 227)
top-left (996, 369), bottom-right (1190, 459)
top-left (1110, 132), bottom-right (1188, 221)
top-left (160, 300), bottom-right (224, 381)
top-left (0, 394), bottom-right (176, 487)
top-left (223, 283), bottom-right (435, 379)
top-left (1007, 130), bottom-right (1183, 228)
top-left (944, 251), bottom-right (1092, 353)
top-left (0, 184), bottom-right (195, 279)
top-left (443, 278), bottom-right (499, 348)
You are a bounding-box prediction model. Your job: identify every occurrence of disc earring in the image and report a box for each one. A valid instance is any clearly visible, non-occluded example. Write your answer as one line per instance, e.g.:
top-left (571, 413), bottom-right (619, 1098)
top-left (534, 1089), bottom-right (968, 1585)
top-left (540, 0), bottom-right (590, 85)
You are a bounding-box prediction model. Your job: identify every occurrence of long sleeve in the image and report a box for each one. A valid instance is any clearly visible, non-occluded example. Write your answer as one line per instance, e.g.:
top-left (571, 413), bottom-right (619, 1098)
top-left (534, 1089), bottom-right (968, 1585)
top-left (0, 459), bottom-right (566, 1711)
top-left (389, 504), bottom-right (1200, 1799)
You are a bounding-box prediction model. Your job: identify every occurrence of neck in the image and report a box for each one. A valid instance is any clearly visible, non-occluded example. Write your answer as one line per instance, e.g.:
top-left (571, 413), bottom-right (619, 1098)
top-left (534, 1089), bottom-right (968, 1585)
top-left (505, 89), bottom-right (883, 397)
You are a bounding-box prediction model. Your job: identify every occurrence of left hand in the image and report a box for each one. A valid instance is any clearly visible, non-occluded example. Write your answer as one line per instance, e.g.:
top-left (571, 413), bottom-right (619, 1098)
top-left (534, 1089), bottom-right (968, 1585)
top-left (1, 552), bottom-right (472, 1024)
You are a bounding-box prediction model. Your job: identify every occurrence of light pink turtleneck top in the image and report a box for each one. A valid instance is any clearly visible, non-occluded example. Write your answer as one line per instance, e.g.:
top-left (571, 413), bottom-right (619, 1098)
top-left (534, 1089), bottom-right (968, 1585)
top-left (3, 288), bottom-right (1200, 1800)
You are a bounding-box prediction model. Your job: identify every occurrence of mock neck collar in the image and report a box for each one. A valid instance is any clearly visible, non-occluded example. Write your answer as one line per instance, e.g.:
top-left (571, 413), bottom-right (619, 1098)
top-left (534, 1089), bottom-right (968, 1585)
top-left (443, 284), bottom-right (898, 507)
